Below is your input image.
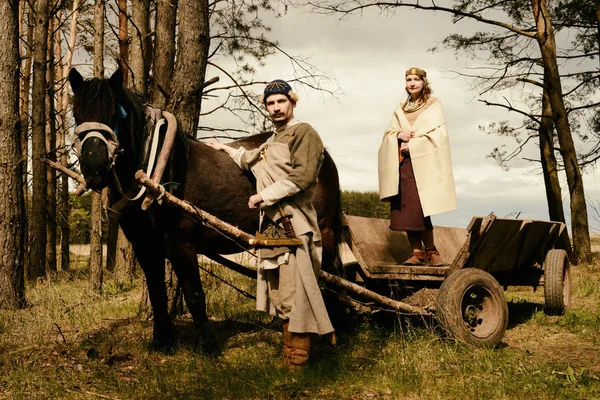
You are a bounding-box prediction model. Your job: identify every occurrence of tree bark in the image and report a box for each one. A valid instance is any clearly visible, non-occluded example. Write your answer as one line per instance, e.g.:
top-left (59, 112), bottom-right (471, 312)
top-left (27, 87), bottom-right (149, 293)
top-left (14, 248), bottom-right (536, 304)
top-left (114, 226), bottom-right (137, 283)
top-left (90, 0), bottom-right (105, 290)
top-left (107, 0), bottom-right (131, 273)
top-left (19, 0), bottom-right (32, 275)
top-left (55, 4), bottom-right (74, 271)
top-left (130, 0), bottom-right (152, 98)
top-left (117, 0), bottom-right (129, 87)
top-left (531, 0), bottom-right (591, 263)
top-left (538, 82), bottom-right (572, 255)
top-left (596, 0), bottom-right (600, 67)
top-left (29, 0), bottom-right (49, 279)
top-left (0, 0), bottom-right (26, 308)
top-left (167, 0), bottom-right (210, 136)
top-left (151, 0), bottom-right (177, 110)
top-left (45, 16), bottom-right (57, 273)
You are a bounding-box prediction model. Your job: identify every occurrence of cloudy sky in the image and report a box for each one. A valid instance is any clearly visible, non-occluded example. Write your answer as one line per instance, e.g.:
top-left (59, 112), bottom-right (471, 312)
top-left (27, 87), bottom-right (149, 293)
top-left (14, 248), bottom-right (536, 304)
top-left (200, 3), bottom-right (600, 231)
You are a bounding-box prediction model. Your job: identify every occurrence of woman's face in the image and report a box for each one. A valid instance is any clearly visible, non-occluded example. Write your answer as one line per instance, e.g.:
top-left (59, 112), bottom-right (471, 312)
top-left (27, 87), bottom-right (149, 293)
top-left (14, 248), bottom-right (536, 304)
top-left (406, 74), bottom-right (424, 98)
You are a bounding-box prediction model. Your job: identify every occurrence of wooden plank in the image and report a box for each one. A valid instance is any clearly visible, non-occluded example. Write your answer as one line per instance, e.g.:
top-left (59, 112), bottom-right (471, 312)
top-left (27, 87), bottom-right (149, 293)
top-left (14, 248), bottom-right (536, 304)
top-left (344, 215), bottom-right (467, 275)
top-left (368, 263), bottom-right (448, 276)
top-left (366, 273), bottom-right (446, 281)
top-left (447, 215), bottom-right (495, 276)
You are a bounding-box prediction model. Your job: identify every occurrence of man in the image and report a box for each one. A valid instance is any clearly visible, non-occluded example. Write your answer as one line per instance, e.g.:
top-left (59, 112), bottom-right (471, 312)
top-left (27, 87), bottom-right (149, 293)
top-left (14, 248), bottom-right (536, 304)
top-left (207, 79), bottom-right (334, 370)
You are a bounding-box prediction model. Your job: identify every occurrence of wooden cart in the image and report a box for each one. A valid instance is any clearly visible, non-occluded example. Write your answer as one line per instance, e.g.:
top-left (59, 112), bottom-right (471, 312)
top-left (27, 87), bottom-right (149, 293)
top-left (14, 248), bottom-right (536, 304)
top-left (341, 214), bottom-right (572, 347)
top-left (137, 173), bottom-right (571, 348)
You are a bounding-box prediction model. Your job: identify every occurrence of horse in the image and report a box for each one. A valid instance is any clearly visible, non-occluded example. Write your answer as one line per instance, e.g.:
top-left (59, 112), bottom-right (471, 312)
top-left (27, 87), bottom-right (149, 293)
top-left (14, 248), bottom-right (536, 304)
top-left (68, 67), bottom-right (343, 351)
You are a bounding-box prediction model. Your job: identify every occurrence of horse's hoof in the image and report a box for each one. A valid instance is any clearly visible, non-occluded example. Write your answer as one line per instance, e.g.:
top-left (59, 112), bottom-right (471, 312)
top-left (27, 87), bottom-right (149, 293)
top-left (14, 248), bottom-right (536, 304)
top-left (193, 323), bottom-right (219, 356)
top-left (149, 337), bottom-right (175, 354)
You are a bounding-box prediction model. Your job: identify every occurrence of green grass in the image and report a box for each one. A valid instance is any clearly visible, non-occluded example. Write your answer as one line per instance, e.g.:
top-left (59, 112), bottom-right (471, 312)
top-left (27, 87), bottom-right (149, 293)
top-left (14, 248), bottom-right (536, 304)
top-left (1, 258), bottom-right (600, 399)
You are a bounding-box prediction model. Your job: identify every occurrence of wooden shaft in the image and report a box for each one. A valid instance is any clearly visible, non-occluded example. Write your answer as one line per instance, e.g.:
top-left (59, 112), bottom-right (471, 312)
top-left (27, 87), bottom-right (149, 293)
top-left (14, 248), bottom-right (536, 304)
top-left (135, 170), bottom-right (303, 248)
top-left (43, 158), bottom-right (87, 187)
top-left (319, 270), bottom-right (431, 315)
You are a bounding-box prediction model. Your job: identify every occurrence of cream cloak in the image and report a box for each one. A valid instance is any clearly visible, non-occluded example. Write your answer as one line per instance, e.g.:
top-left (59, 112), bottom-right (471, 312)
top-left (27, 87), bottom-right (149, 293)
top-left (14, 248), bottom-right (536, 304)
top-left (378, 100), bottom-right (457, 217)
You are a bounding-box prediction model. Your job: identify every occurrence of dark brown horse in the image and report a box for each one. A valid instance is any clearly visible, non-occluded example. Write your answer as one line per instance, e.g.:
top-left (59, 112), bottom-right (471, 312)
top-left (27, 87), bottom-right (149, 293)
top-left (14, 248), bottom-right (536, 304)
top-left (68, 68), bottom-right (342, 351)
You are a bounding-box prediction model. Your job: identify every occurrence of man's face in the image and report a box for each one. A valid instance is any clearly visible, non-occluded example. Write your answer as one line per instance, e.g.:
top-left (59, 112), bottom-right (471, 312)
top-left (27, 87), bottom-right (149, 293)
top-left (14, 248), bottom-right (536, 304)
top-left (265, 93), bottom-right (295, 124)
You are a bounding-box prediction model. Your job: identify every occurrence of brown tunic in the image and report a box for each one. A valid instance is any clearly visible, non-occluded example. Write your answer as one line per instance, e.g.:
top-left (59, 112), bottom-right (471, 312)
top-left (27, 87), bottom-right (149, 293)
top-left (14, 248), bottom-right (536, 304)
top-left (389, 97), bottom-right (437, 232)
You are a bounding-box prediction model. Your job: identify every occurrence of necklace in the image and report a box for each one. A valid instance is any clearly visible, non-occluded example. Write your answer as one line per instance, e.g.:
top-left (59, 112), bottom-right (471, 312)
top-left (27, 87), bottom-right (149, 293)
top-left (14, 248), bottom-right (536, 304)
top-left (403, 97), bottom-right (425, 113)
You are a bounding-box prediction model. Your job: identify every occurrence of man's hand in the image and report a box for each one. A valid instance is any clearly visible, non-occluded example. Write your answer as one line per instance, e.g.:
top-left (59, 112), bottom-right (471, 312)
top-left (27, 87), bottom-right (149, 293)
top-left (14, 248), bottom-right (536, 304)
top-left (397, 130), bottom-right (415, 142)
top-left (400, 142), bottom-right (410, 152)
top-left (248, 194), bottom-right (263, 209)
top-left (206, 141), bottom-right (234, 155)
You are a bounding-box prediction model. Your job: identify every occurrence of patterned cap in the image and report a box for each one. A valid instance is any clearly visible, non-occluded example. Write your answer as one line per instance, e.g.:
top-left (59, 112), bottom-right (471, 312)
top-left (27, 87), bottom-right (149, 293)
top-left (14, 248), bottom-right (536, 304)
top-left (263, 79), bottom-right (293, 101)
top-left (405, 67), bottom-right (427, 77)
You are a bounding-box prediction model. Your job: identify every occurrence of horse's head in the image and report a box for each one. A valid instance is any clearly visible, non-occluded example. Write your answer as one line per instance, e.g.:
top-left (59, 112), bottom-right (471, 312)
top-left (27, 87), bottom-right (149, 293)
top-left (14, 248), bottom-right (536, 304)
top-left (69, 68), bottom-right (126, 190)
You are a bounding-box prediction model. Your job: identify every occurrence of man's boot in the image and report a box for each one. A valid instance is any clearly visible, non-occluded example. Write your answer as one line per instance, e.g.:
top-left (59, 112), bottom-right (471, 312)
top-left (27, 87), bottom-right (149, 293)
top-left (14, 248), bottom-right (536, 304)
top-left (282, 322), bottom-right (311, 371)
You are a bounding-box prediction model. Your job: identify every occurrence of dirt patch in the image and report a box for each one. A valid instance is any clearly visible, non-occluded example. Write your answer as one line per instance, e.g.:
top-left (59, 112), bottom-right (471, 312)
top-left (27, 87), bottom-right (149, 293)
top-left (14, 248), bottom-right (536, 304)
top-left (504, 324), bottom-right (600, 373)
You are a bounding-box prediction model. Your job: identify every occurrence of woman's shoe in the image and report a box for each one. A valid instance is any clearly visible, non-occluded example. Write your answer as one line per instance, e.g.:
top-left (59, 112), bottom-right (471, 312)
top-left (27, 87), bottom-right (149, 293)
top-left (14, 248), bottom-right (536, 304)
top-left (404, 250), bottom-right (426, 265)
top-left (426, 247), bottom-right (445, 266)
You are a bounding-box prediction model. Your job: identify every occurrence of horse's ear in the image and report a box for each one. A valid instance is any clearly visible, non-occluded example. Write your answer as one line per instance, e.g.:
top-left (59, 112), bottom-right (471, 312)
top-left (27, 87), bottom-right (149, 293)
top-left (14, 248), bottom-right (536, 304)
top-left (109, 68), bottom-right (124, 92)
top-left (69, 68), bottom-right (84, 95)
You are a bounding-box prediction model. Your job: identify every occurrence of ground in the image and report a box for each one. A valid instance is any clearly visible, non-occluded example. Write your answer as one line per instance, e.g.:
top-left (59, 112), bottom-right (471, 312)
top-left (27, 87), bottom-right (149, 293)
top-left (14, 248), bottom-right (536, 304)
top-left (0, 248), bottom-right (599, 399)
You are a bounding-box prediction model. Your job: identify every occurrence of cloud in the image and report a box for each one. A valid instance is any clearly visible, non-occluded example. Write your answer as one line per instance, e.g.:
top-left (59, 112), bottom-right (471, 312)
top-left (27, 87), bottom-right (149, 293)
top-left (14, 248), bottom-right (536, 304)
top-left (201, 5), bottom-right (600, 231)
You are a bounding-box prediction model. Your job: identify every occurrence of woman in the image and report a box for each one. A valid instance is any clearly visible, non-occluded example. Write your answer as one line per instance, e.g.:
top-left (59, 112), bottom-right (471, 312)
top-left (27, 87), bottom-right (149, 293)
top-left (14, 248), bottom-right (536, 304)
top-left (378, 67), bottom-right (457, 266)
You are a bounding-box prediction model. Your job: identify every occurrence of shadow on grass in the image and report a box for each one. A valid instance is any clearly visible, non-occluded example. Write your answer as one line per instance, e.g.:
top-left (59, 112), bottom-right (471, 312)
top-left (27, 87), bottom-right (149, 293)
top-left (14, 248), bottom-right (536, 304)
top-left (507, 299), bottom-right (542, 328)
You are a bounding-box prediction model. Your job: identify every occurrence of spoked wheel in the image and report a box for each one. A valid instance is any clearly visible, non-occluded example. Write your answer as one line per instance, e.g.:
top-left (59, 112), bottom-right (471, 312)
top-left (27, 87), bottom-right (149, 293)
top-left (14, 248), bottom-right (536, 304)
top-left (436, 268), bottom-right (508, 348)
top-left (543, 249), bottom-right (571, 316)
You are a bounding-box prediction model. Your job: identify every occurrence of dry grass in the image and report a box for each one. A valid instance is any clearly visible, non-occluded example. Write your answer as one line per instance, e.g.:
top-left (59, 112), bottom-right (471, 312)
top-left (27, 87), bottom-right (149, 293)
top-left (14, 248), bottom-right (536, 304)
top-left (1, 252), bottom-right (600, 399)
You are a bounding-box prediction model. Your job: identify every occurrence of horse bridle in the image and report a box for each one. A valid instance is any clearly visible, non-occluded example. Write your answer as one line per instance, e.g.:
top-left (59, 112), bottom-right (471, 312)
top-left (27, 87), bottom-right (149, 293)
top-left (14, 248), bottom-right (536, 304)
top-left (74, 122), bottom-right (121, 169)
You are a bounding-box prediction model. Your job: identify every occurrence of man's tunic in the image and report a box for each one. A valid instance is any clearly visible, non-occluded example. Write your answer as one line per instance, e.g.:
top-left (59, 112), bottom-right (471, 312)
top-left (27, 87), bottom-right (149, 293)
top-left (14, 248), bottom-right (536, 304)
top-left (229, 120), bottom-right (334, 335)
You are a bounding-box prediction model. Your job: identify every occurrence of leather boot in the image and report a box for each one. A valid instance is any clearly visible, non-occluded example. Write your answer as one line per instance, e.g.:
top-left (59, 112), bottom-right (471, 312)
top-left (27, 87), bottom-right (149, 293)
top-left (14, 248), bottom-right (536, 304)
top-left (404, 250), bottom-right (425, 266)
top-left (283, 330), bottom-right (311, 371)
top-left (426, 247), bottom-right (445, 266)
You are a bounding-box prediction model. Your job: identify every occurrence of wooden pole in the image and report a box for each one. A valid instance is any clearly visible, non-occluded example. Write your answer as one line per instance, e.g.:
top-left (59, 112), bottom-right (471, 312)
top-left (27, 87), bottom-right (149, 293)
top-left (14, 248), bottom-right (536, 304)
top-left (135, 170), bottom-right (303, 248)
top-left (319, 271), bottom-right (430, 315)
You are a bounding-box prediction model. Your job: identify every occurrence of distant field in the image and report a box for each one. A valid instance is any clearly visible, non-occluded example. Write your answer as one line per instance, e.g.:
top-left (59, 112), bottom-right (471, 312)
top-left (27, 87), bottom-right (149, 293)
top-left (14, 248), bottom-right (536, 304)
top-left (1, 249), bottom-right (599, 399)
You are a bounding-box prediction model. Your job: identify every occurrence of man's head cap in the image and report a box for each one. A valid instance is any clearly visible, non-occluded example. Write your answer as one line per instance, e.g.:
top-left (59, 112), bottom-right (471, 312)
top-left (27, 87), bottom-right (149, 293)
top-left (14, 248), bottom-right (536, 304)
top-left (261, 79), bottom-right (298, 104)
top-left (405, 67), bottom-right (427, 77)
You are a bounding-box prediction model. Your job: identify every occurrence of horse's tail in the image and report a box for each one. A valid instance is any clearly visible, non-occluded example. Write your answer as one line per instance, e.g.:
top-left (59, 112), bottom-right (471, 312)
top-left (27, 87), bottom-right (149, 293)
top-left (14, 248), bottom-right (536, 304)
top-left (332, 183), bottom-right (345, 278)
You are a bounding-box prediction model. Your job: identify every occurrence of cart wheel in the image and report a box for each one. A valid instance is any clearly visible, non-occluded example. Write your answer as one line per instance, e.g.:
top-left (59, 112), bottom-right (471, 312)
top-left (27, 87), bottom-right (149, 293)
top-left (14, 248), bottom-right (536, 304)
top-left (436, 268), bottom-right (508, 348)
top-left (543, 249), bottom-right (571, 315)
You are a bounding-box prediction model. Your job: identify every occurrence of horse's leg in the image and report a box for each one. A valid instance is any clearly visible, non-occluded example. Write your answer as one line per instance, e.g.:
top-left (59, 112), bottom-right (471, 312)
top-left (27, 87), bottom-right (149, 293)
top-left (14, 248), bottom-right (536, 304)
top-left (119, 210), bottom-right (173, 350)
top-left (166, 238), bottom-right (218, 354)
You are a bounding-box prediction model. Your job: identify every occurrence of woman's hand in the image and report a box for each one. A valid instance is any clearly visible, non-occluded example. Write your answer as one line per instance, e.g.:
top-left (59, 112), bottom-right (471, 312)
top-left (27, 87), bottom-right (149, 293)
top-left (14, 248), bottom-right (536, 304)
top-left (397, 130), bottom-right (415, 142)
top-left (400, 142), bottom-right (410, 153)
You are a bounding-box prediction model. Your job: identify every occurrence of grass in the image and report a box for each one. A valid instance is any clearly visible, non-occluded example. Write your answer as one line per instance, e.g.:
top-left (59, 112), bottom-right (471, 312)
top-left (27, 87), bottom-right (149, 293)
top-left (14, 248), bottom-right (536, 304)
top-left (1, 254), bottom-right (600, 399)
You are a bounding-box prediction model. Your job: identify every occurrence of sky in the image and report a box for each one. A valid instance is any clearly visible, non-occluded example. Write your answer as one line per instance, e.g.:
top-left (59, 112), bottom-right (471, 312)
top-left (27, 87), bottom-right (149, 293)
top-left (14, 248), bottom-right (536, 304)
top-left (200, 4), bottom-right (600, 231)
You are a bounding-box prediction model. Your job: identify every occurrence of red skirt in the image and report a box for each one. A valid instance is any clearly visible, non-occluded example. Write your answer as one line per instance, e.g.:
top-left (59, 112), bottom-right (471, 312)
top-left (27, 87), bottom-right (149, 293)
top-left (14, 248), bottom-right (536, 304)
top-left (389, 154), bottom-right (433, 231)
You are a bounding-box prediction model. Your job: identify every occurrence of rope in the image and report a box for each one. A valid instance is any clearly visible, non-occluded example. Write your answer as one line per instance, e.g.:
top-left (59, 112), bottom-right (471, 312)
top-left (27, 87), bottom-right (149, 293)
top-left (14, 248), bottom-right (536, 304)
top-left (198, 263), bottom-right (256, 300)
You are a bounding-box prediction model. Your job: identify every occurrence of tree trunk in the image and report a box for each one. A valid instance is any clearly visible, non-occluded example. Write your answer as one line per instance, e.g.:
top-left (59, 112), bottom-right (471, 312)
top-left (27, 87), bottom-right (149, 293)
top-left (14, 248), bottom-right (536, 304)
top-left (0, 0), bottom-right (26, 308)
top-left (45, 16), bottom-right (57, 273)
top-left (90, 0), bottom-right (105, 290)
top-left (151, 0), bottom-right (177, 110)
top-left (57, 0), bottom-right (79, 271)
top-left (29, 0), bottom-right (49, 279)
top-left (167, 0), bottom-right (210, 136)
top-left (538, 82), bottom-right (572, 255)
top-left (107, 0), bottom-right (130, 273)
top-left (20, 0), bottom-right (33, 275)
top-left (531, 0), bottom-right (591, 263)
top-left (130, 0), bottom-right (152, 98)
top-left (114, 226), bottom-right (137, 283)
top-left (118, 0), bottom-right (129, 87)
top-left (596, 0), bottom-right (600, 66)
